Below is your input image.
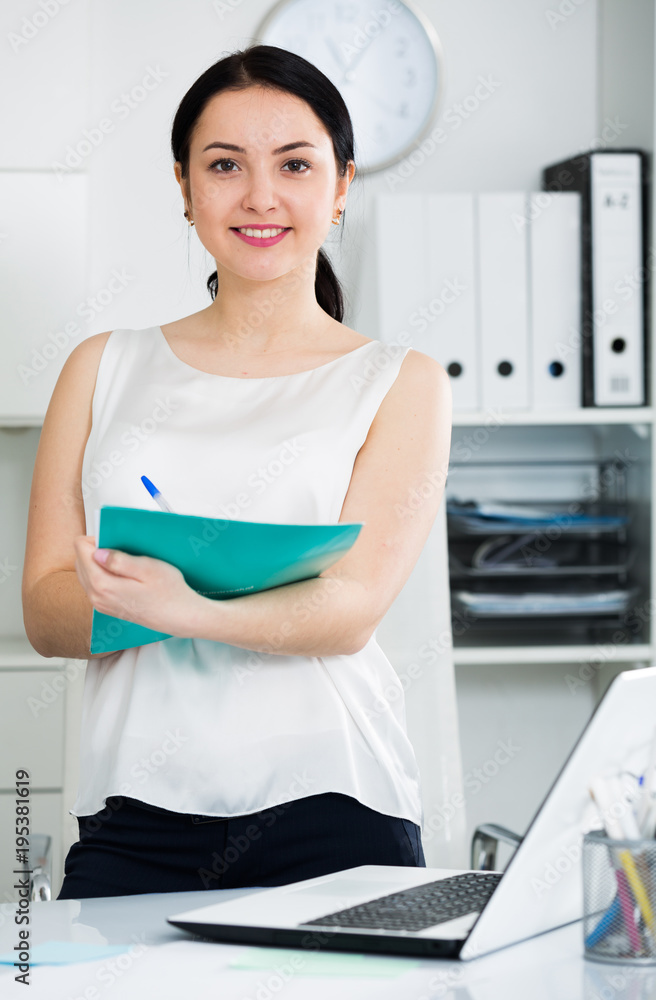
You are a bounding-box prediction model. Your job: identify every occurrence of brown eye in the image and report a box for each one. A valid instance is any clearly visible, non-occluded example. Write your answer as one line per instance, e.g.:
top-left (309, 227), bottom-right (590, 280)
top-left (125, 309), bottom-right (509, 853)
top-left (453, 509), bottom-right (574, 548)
top-left (209, 159), bottom-right (237, 172)
top-left (284, 159), bottom-right (311, 173)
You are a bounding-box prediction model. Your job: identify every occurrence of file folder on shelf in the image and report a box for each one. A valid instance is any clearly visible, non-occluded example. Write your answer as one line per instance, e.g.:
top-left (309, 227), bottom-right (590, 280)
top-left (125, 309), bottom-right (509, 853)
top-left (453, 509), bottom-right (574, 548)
top-left (542, 150), bottom-right (648, 406)
top-left (377, 188), bottom-right (595, 413)
top-left (89, 505), bottom-right (363, 654)
top-left (477, 192), bottom-right (530, 410)
top-left (426, 193), bottom-right (479, 410)
top-left (529, 191), bottom-right (582, 409)
top-left (375, 192), bottom-right (480, 412)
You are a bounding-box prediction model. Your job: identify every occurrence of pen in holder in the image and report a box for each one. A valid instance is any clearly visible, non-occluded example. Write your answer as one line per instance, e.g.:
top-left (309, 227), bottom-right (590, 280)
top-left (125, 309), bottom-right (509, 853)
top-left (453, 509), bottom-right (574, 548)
top-left (583, 830), bottom-right (656, 964)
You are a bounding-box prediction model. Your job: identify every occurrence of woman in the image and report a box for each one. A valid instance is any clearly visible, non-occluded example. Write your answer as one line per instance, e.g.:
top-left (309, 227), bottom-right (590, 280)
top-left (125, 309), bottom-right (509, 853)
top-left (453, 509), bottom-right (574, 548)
top-left (22, 45), bottom-right (451, 899)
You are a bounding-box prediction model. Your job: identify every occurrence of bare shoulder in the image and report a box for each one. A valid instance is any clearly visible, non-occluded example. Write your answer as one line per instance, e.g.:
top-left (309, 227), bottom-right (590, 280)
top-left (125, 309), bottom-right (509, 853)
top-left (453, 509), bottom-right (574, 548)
top-left (400, 347), bottom-right (450, 382)
top-left (381, 346), bottom-right (452, 413)
top-left (41, 331), bottom-right (114, 432)
top-left (63, 329), bottom-right (114, 371)
top-left (357, 346), bottom-right (452, 459)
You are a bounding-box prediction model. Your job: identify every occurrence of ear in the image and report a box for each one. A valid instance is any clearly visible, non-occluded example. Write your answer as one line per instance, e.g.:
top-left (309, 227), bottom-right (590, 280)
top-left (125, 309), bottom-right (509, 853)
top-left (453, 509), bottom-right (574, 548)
top-left (335, 160), bottom-right (356, 203)
top-left (174, 162), bottom-right (193, 216)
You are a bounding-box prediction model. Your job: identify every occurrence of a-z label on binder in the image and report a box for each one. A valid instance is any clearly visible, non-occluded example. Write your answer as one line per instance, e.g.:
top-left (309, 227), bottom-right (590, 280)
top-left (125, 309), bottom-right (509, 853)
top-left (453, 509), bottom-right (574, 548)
top-left (589, 153), bottom-right (645, 406)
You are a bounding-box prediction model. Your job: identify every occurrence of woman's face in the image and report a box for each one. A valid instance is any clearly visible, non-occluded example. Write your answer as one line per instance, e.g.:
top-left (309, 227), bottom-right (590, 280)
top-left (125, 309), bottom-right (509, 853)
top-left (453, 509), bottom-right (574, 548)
top-left (176, 85), bottom-right (354, 284)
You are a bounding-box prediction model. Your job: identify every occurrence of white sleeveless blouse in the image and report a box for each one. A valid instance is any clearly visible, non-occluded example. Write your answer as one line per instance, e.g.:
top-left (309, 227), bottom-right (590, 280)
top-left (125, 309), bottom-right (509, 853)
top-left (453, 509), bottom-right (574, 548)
top-left (72, 326), bottom-right (423, 827)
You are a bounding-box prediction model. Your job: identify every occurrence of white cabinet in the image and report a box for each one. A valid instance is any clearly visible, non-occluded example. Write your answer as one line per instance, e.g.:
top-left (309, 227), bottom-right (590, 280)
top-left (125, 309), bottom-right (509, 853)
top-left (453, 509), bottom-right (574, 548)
top-left (0, 670), bottom-right (65, 789)
top-left (0, 173), bottom-right (88, 423)
top-left (0, 643), bottom-right (86, 901)
top-left (0, 651), bottom-right (71, 901)
top-left (0, 427), bottom-right (84, 900)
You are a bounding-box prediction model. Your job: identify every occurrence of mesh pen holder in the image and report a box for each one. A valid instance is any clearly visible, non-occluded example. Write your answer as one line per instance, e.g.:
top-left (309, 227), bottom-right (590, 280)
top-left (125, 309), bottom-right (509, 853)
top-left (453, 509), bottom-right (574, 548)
top-left (583, 830), bottom-right (656, 964)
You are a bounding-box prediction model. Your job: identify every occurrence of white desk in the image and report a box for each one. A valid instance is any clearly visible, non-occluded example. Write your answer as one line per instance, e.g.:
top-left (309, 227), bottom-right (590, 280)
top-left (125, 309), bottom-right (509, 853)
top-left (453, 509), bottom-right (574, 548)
top-left (1, 887), bottom-right (655, 999)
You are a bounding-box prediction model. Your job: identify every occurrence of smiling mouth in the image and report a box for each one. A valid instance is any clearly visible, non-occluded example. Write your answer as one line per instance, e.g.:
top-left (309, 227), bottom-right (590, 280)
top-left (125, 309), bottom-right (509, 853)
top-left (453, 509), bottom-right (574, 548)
top-left (231, 227), bottom-right (292, 238)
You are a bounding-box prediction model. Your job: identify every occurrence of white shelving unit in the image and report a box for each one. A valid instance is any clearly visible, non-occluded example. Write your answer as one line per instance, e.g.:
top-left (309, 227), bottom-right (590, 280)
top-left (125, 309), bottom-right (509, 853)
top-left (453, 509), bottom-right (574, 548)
top-left (452, 645), bottom-right (654, 667)
top-left (452, 408), bottom-right (654, 426)
top-left (446, 394), bottom-right (655, 848)
top-left (448, 409), bottom-right (655, 671)
top-left (443, 0), bottom-right (656, 681)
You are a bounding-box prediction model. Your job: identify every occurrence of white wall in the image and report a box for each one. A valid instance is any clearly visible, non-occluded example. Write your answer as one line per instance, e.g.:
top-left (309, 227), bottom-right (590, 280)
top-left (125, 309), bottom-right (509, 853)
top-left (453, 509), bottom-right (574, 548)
top-left (599, 0), bottom-right (655, 152)
top-left (4, 0), bottom-right (628, 861)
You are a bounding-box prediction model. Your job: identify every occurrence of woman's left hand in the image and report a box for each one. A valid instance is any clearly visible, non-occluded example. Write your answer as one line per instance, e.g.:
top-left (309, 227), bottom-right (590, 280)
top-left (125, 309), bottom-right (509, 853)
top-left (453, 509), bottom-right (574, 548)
top-left (73, 536), bottom-right (206, 638)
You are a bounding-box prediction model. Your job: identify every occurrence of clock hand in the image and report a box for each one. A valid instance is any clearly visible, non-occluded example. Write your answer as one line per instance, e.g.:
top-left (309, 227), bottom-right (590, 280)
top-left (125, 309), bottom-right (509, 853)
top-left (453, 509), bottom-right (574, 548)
top-left (334, 29), bottom-right (379, 84)
top-left (343, 74), bottom-right (407, 119)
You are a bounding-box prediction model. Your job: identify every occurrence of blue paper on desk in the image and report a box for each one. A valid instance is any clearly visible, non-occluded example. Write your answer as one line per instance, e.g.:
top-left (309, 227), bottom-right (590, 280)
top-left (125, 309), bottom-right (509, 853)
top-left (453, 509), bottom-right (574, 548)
top-left (90, 506), bottom-right (363, 655)
top-left (228, 945), bottom-right (420, 976)
top-left (0, 941), bottom-right (133, 965)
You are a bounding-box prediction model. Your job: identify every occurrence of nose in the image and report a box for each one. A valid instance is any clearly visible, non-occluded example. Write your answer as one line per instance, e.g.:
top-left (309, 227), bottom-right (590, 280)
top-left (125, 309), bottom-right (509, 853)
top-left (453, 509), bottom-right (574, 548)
top-left (241, 164), bottom-right (281, 216)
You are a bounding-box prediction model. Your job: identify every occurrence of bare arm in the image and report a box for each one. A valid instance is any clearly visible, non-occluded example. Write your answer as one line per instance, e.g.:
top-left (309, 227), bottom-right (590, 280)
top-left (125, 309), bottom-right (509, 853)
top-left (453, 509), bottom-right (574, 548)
top-left (22, 331), bottom-right (114, 659)
top-left (24, 570), bottom-right (109, 660)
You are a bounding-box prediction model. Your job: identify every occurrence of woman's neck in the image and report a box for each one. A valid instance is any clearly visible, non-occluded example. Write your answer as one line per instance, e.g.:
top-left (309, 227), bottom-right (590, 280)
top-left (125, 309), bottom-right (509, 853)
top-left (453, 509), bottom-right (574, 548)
top-left (198, 270), bottom-right (334, 354)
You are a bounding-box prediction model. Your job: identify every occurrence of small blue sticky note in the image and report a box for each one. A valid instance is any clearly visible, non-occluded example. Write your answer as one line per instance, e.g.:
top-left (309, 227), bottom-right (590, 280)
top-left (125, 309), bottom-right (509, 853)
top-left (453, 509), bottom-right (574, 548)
top-left (228, 946), bottom-right (419, 977)
top-left (0, 941), bottom-right (133, 966)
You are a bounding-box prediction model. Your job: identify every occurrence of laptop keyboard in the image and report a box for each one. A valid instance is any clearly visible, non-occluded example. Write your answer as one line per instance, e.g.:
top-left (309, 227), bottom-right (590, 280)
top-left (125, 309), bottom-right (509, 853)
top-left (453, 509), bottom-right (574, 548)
top-left (302, 872), bottom-right (503, 933)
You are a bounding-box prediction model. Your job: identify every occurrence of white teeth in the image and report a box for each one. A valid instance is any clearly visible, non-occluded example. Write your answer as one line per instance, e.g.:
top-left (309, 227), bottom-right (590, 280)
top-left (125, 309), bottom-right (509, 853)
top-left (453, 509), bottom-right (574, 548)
top-left (237, 227), bottom-right (286, 238)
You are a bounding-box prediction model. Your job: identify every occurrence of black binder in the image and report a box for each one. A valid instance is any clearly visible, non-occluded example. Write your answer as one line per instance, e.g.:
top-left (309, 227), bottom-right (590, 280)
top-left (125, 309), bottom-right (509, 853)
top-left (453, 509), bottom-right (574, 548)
top-left (542, 149), bottom-right (650, 407)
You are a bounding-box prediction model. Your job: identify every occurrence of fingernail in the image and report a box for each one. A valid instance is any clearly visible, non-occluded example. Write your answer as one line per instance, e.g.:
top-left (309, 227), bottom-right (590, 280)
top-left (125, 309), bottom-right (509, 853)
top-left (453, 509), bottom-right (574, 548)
top-left (94, 548), bottom-right (109, 565)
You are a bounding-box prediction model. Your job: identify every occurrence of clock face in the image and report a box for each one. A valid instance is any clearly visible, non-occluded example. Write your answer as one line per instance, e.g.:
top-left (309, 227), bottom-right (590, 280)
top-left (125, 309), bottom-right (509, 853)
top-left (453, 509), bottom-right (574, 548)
top-left (256, 0), bottom-right (443, 174)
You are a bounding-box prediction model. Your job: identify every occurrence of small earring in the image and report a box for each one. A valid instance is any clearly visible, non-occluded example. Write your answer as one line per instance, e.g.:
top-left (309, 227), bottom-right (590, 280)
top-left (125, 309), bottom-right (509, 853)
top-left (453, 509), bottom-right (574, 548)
top-left (184, 210), bottom-right (195, 227)
top-left (332, 208), bottom-right (342, 226)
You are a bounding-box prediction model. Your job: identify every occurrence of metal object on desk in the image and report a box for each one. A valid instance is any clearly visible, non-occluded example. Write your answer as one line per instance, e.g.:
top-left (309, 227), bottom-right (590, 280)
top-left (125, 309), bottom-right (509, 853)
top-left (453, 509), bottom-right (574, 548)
top-left (28, 834), bottom-right (52, 901)
top-left (471, 823), bottom-right (523, 872)
top-left (583, 830), bottom-right (656, 964)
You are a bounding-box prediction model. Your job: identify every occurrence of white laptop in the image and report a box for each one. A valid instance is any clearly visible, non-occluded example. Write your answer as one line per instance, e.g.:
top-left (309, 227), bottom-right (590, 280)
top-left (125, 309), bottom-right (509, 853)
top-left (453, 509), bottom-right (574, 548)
top-left (168, 666), bottom-right (656, 960)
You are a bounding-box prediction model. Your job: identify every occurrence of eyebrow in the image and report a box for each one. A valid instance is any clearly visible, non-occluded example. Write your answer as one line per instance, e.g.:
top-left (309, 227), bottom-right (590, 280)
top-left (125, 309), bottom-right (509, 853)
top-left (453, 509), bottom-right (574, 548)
top-left (202, 140), bottom-right (318, 155)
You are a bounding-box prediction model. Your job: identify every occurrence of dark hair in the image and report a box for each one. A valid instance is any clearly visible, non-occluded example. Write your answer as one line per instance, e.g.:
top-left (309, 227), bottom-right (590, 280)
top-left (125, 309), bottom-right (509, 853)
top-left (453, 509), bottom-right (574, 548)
top-left (171, 45), bottom-right (356, 323)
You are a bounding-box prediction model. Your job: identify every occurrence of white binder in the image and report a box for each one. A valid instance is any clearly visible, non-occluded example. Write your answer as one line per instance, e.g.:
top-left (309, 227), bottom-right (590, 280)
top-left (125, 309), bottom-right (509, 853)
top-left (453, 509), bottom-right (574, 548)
top-left (590, 152), bottom-right (644, 405)
top-left (374, 192), bottom-right (426, 354)
top-left (477, 192), bottom-right (530, 410)
top-left (426, 193), bottom-right (479, 411)
top-left (529, 191), bottom-right (582, 409)
top-left (375, 193), bottom-right (479, 412)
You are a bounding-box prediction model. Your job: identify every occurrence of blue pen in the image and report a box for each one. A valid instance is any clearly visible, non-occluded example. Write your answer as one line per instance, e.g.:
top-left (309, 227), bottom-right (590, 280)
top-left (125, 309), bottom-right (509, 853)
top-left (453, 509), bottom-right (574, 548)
top-left (585, 896), bottom-right (621, 949)
top-left (141, 476), bottom-right (174, 513)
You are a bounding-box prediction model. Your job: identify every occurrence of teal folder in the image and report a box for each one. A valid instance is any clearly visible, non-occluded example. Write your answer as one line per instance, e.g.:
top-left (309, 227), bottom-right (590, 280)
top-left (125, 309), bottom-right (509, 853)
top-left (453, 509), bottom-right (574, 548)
top-left (90, 506), bottom-right (363, 654)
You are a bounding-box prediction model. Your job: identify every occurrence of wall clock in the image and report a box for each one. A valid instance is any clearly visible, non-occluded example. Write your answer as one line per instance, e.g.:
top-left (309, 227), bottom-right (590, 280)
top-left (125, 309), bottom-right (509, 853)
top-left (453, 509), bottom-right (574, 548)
top-left (256, 0), bottom-right (444, 174)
